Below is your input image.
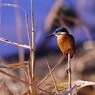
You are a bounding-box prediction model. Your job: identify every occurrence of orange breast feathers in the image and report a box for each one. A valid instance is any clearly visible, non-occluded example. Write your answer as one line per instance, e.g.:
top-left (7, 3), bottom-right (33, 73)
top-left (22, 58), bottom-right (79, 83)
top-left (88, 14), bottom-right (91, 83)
top-left (57, 34), bottom-right (75, 58)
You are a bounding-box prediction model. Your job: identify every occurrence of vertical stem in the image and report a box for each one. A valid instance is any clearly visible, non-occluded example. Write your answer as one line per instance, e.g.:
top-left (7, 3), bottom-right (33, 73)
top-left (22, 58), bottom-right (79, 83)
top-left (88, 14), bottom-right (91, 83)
top-left (25, 1), bottom-right (35, 95)
top-left (14, 0), bottom-right (24, 63)
top-left (31, 0), bottom-right (35, 82)
top-left (25, 14), bottom-right (36, 95)
top-left (30, 0), bottom-right (36, 94)
top-left (14, 0), bottom-right (25, 80)
top-left (25, 14), bottom-right (32, 95)
top-left (68, 53), bottom-right (72, 95)
top-left (37, 56), bottom-right (65, 87)
top-left (45, 58), bottom-right (59, 94)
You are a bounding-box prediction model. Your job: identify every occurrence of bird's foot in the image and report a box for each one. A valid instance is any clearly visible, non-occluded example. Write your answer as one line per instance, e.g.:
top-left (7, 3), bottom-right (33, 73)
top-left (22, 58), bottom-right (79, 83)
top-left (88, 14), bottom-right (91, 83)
top-left (65, 68), bottom-right (71, 73)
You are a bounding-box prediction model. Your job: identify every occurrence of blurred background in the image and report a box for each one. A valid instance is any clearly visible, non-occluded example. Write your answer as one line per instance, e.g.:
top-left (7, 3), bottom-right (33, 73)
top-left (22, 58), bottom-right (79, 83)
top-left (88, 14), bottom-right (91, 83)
top-left (0, 0), bottom-right (95, 58)
top-left (0, 0), bottom-right (95, 95)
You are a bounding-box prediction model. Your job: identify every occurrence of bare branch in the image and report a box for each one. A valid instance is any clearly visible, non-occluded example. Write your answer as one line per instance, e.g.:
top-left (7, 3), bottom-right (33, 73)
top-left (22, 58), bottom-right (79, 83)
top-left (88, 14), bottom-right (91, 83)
top-left (0, 38), bottom-right (30, 49)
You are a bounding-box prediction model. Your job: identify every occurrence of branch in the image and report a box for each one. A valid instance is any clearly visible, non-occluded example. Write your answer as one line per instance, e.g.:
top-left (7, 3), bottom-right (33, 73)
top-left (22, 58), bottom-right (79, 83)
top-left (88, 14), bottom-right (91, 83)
top-left (0, 38), bottom-right (30, 49)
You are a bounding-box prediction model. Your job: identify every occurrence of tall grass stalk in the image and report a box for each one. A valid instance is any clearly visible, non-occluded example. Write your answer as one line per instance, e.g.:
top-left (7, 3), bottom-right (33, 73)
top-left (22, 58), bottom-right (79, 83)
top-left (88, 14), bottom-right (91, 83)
top-left (68, 53), bottom-right (72, 95)
top-left (45, 58), bottom-right (59, 94)
top-left (0, 69), bottom-right (53, 95)
top-left (25, 14), bottom-right (35, 95)
top-left (37, 56), bottom-right (65, 86)
top-left (31, 0), bottom-right (35, 87)
top-left (14, 0), bottom-right (25, 80)
top-left (26, 0), bottom-right (36, 94)
top-left (14, 0), bottom-right (24, 62)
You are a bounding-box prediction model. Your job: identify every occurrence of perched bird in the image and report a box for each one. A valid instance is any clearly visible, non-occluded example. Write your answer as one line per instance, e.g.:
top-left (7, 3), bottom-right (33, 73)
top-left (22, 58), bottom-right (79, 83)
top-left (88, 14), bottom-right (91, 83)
top-left (47, 27), bottom-right (75, 58)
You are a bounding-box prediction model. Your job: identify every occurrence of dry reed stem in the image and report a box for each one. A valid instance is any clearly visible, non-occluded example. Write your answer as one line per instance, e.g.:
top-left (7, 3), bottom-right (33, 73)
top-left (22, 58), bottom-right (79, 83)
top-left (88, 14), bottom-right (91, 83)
top-left (54, 49), bottom-right (95, 80)
top-left (29, 0), bottom-right (36, 94)
top-left (7, 61), bottom-right (28, 67)
top-left (31, 0), bottom-right (35, 81)
top-left (37, 56), bottom-right (65, 87)
top-left (0, 76), bottom-right (7, 88)
top-left (22, 90), bottom-right (30, 95)
top-left (0, 65), bottom-right (27, 70)
top-left (0, 69), bottom-right (53, 95)
top-left (25, 13), bottom-right (36, 95)
top-left (25, 0), bottom-right (36, 93)
top-left (2, 87), bottom-right (14, 95)
top-left (67, 53), bottom-right (72, 95)
top-left (45, 58), bottom-right (59, 94)
top-left (0, 4), bottom-right (35, 94)
top-left (0, 3), bottom-right (26, 13)
top-left (7, 65), bottom-right (27, 70)
top-left (0, 61), bottom-right (28, 69)
top-left (5, 87), bottom-right (14, 95)
top-left (0, 38), bottom-right (30, 49)
top-left (14, 0), bottom-right (25, 62)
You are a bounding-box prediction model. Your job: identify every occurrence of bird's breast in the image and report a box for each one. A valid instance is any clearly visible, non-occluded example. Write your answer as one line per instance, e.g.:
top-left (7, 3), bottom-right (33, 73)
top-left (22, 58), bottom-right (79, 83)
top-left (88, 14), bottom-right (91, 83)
top-left (57, 34), bottom-right (74, 57)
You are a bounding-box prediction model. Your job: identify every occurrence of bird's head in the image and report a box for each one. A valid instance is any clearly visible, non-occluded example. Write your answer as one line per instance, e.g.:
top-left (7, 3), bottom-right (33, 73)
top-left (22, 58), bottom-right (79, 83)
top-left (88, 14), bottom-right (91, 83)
top-left (47, 27), bottom-right (69, 38)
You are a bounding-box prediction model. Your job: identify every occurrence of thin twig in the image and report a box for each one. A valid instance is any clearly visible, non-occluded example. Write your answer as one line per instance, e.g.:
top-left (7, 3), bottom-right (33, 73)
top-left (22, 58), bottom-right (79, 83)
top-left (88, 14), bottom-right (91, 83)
top-left (0, 65), bottom-right (27, 70)
top-left (14, 0), bottom-right (25, 62)
top-left (45, 58), bottom-right (59, 94)
top-left (24, 56), bottom-right (65, 94)
top-left (0, 61), bottom-right (28, 69)
top-left (30, 0), bottom-right (36, 94)
top-left (0, 38), bottom-right (30, 49)
top-left (68, 53), bottom-right (72, 95)
top-left (25, 14), bottom-right (34, 95)
top-left (0, 76), bottom-right (7, 88)
top-left (0, 69), bottom-right (53, 95)
top-left (37, 56), bottom-right (65, 87)
top-left (31, 0), bottom-right (35, 81)
top-left (0, 3), bottom-right (36, 94)
top-left (0, 3), bottom-right (26, 14)
top-left (5, 87), bottom-right (14, 95)
top-left (25, 0), bottom-right (36, 94)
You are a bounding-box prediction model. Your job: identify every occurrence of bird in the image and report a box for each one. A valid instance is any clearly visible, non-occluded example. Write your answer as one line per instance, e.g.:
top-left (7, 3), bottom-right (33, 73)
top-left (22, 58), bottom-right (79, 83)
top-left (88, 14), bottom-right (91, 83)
top-left (47, 27), bottom-right (75, 58)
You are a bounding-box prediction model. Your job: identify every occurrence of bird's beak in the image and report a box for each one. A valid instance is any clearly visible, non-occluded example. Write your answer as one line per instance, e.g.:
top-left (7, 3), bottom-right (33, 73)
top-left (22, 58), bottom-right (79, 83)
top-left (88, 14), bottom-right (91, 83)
top-left (46, 33), bottom-right (55, 38)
